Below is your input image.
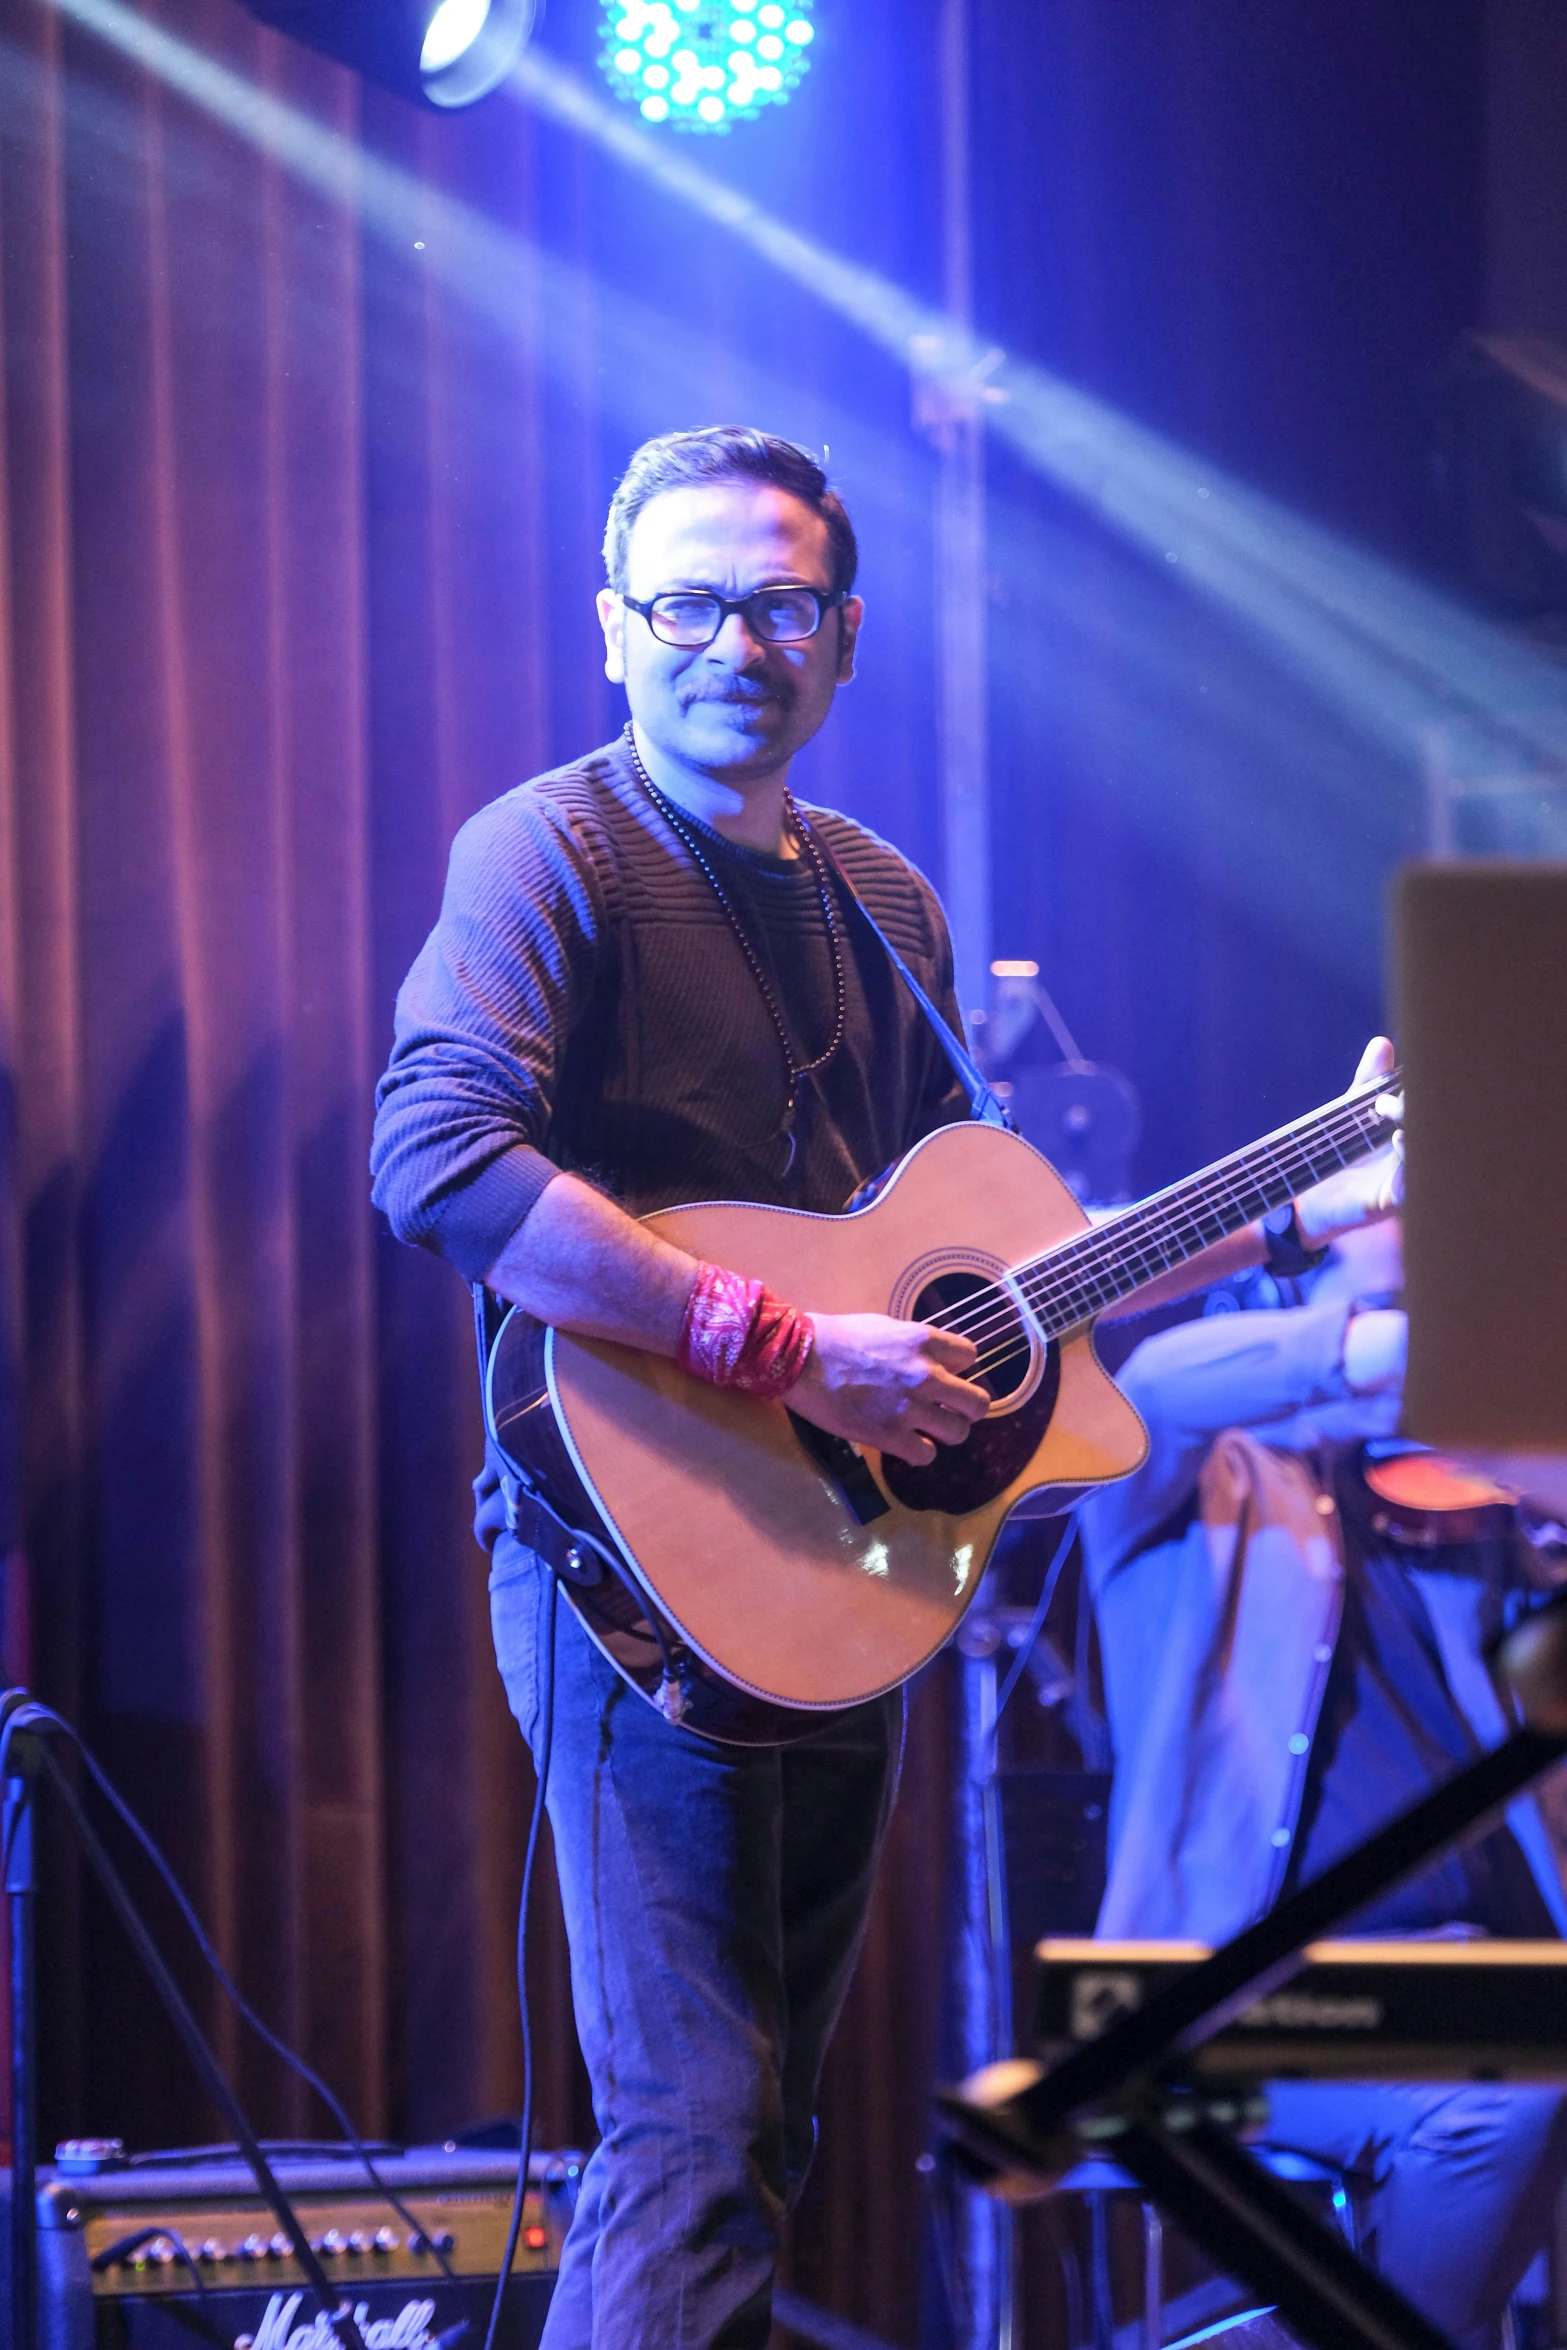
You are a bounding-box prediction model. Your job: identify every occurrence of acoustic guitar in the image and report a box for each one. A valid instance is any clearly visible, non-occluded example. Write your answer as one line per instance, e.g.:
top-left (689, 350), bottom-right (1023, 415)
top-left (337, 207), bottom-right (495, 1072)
top-left (485, 1071), bottom-right (1399, 1744)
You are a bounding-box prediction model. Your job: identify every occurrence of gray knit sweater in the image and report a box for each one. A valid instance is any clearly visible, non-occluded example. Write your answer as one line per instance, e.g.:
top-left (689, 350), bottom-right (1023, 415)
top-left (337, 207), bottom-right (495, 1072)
top-left (371, 734), bottom-right (969, 1280)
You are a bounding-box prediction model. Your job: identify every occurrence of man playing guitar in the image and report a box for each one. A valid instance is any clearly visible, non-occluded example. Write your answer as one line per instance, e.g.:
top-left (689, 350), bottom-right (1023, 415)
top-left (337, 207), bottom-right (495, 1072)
top-left (371, 426), bottom-right (1399, 2349)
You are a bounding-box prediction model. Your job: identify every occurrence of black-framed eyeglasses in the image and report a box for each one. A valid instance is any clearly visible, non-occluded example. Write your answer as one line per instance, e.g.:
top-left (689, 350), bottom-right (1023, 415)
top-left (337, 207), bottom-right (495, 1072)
top-left (621, 584), bottom-right (848, 649)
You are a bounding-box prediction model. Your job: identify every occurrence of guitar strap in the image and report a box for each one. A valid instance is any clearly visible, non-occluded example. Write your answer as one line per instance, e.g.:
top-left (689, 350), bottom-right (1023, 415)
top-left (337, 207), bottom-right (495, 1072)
top-left (797, 813), bottom-right (1016, 1135)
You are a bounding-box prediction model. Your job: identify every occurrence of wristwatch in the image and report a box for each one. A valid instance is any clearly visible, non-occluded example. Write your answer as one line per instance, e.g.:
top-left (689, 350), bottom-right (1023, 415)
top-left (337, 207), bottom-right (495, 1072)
top-left (1261, 1202), bottom-right (1331, 1280)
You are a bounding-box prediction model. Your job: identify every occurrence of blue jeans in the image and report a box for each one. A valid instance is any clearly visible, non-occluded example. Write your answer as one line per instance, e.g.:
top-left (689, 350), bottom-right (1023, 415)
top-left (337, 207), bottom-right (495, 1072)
top-left (1265, 2080), bottom-right (1567, 2350)
top-left (489, 1539), bottom-right (903, 2350)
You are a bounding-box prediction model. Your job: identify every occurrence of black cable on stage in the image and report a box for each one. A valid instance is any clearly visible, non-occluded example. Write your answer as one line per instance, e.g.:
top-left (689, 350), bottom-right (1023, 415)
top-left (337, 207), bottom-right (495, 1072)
top-left (4, 1717), bottom-right (367, 2350)
top-left (0, 1705), bottom-right (460, 2293)
top-left (88, 2223), bottom-right (219, 2326)
top-left (482, 1568), bottom-right (560, 2350)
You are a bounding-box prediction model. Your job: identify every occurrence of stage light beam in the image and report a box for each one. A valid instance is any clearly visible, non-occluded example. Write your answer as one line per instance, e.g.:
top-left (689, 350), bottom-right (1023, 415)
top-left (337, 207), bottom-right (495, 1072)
top-left (510, 50), bottom-right (1567, 787)
top-left (43, 0), bottom-right (1567, 900)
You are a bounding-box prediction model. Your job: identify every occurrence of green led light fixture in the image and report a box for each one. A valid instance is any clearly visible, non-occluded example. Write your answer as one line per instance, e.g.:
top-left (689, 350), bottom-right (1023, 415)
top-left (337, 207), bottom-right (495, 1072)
top-left (599, 0), bottom-right (815, 132)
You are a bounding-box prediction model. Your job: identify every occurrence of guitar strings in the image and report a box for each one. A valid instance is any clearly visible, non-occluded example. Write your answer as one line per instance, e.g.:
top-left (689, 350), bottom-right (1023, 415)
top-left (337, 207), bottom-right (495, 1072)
top-left (922, 1086), bottom-right (1396, 1378)
top-left (940, 1095), bottom-right (1391, 1378)
top-left (1018, 1104), bottom-right (1383, 1312)
top-left (960, 1081), bottom-right (1394, 1339)
top-left (946, 1118), bottom-right (1371, 1352)
top-left (948, 1113), bottom-right (1384, 1377)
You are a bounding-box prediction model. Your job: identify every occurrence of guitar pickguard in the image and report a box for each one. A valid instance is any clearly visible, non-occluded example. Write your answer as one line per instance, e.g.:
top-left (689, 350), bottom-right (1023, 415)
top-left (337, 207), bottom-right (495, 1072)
top-left (786, 1412), bottom-right (892, 1523)
top-left (880, 1340), bottom-right (1062, 1513)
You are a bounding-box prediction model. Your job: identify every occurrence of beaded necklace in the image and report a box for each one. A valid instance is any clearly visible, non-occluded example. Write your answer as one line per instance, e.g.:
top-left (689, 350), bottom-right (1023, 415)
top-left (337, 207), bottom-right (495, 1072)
top-left (624, 723), bottom-right (846, 1174)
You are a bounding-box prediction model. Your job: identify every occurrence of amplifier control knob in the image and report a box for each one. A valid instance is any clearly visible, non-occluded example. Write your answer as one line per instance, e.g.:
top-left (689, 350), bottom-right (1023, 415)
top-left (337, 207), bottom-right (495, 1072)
top-left (152, 2240), bottom-right (178, 2266)
top-left (268, 2235), bottom-right (289, 2259)
top-left (432, 2231), bottom-right (455, 2254)
top-left (373, 2229), bottom-right (399, 2253)
top-left (347, 2232), bottom-right (373, 2255)
top-left (314, 2231), bottom-right (346, 2257)
top-left (408, 2233), bottom-right (430, 2256)
top-left (198, 2241), bottom-right (225, 2264)
top-left (240, 2235), bottom-right (270, 2263)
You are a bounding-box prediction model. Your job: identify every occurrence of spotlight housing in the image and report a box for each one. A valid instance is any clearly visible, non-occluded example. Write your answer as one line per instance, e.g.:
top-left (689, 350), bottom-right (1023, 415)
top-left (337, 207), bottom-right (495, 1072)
top-left (243, 0), bottom-right (538, 109)
top-left (599, 0), bottom-right (815, 133)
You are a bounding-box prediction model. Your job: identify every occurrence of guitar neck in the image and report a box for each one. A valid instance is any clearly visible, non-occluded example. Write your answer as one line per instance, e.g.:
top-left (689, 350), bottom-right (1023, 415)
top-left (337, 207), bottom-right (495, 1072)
top-left (1013, 1070), bottom-right (1401, 1338)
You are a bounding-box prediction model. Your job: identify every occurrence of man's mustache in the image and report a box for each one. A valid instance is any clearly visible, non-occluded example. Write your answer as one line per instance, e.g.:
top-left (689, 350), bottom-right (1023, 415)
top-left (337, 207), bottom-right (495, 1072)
top-left (680, 676), bottom-right (792, 707)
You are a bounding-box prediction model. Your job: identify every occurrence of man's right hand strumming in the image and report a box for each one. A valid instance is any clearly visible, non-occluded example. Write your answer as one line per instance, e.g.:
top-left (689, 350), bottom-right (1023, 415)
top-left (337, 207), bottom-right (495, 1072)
top-left (482, 1167), bottom-right (990, 1468)
top-left (483, 1175), bottom-right (986, 1466)
top-left (790, 1315), bottom-right (989, 1467)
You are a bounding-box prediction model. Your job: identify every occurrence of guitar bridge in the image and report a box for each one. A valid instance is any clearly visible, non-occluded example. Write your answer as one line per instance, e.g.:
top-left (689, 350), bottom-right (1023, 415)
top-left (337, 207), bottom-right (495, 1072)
top-left (787, 1413), bottom-right (891, 1525)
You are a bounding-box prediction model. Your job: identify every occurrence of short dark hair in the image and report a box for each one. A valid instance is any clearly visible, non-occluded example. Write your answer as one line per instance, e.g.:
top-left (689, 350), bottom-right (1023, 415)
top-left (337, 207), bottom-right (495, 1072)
top-left (603, 426), bottom-right (858, 597)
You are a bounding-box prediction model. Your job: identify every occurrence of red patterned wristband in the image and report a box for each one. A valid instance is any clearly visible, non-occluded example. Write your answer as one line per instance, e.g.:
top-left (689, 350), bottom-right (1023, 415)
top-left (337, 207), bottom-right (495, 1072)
top-left (676, 1262), bottom-right (815, 1399)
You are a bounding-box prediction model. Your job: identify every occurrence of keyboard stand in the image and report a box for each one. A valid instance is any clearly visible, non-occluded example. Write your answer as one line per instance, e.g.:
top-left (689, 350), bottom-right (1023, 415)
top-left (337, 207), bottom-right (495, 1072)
top-left (938, 1589), bottom-right (1567, 2350)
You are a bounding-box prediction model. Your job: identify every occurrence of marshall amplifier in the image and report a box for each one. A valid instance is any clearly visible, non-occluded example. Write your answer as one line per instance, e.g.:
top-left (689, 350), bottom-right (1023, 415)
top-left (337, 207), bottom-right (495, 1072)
top-left (6, 2143), bottom-right (578, 2350)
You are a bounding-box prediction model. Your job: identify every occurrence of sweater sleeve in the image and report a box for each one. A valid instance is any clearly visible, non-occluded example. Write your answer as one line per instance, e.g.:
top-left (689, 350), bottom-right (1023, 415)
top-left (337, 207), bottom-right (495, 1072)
top-left (370, 787), bottom-right (605, 1280)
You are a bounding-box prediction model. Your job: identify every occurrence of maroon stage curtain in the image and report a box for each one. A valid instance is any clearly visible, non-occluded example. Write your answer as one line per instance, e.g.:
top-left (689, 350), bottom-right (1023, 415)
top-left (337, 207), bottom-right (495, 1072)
top-left (0, 3), bottom-right (951, 2338)
top-left (1, 0), bottom-right (400, 2142)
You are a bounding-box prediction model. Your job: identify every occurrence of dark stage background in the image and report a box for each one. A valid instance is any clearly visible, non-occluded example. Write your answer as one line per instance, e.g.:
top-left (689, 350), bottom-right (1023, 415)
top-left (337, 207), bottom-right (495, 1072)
top-left (0, 0), bottom-right (1505, 2340)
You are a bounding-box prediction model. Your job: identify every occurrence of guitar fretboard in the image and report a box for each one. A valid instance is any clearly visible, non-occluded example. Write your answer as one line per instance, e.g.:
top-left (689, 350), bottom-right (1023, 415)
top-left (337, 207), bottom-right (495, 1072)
top-left (1009, 1072), bottom-right (1400, 1339)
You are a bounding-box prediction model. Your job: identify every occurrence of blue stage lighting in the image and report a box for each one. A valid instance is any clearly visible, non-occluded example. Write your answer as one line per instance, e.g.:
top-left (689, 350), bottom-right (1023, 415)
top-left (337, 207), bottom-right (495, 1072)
top-left (598, 0), bottom-right (814, 132)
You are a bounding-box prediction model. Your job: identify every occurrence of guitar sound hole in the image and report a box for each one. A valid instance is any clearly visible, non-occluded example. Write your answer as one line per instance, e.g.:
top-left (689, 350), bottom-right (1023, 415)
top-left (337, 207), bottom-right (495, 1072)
top-left (913, 1269), bottom-right (1034, 1402)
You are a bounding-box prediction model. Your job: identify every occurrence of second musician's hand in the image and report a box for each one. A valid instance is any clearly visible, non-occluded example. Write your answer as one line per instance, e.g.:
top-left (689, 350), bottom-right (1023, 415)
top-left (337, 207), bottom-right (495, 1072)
top-left (1294, 1033), bottom-right (1404, 1244)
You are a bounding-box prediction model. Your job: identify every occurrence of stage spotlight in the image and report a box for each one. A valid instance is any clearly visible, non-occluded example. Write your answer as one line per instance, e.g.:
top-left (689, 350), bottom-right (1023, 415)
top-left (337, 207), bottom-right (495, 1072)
top-left (598, 0), bottom-right (814, 132)
top-left (242, 0), bottom-right (538, 108)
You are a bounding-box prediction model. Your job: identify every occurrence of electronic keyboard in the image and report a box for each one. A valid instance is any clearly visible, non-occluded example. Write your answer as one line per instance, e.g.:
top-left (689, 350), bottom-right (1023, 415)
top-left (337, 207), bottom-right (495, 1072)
top-left (1034, 1938), bottom-right (1567, 2081)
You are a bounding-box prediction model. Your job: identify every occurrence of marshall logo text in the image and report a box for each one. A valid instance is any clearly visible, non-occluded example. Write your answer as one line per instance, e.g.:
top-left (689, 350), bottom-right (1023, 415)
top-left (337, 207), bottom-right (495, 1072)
top-left (238, 2292), bottom-right (440, 2350)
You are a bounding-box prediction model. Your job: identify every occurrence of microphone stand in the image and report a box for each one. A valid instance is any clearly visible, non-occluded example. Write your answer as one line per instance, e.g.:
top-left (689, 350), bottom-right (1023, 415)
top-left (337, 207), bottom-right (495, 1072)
top-left (3, 1687), bottom-right (367, 2350)
top-left (4, 1686), bottom-right (40, 2350)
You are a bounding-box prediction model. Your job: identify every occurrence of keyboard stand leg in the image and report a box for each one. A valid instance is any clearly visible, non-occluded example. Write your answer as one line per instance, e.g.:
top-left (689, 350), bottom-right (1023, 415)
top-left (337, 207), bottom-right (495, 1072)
top-left (1141, 2200), bottom-right (1162, 2350)
top-left (1112, 2115), bottom-right (1455, 2350)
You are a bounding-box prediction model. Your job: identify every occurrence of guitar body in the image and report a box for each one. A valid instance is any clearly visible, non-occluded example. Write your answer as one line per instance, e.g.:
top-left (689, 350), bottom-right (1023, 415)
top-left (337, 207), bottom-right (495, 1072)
top-left (486, 1122), bottom-right (1149, 1745)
